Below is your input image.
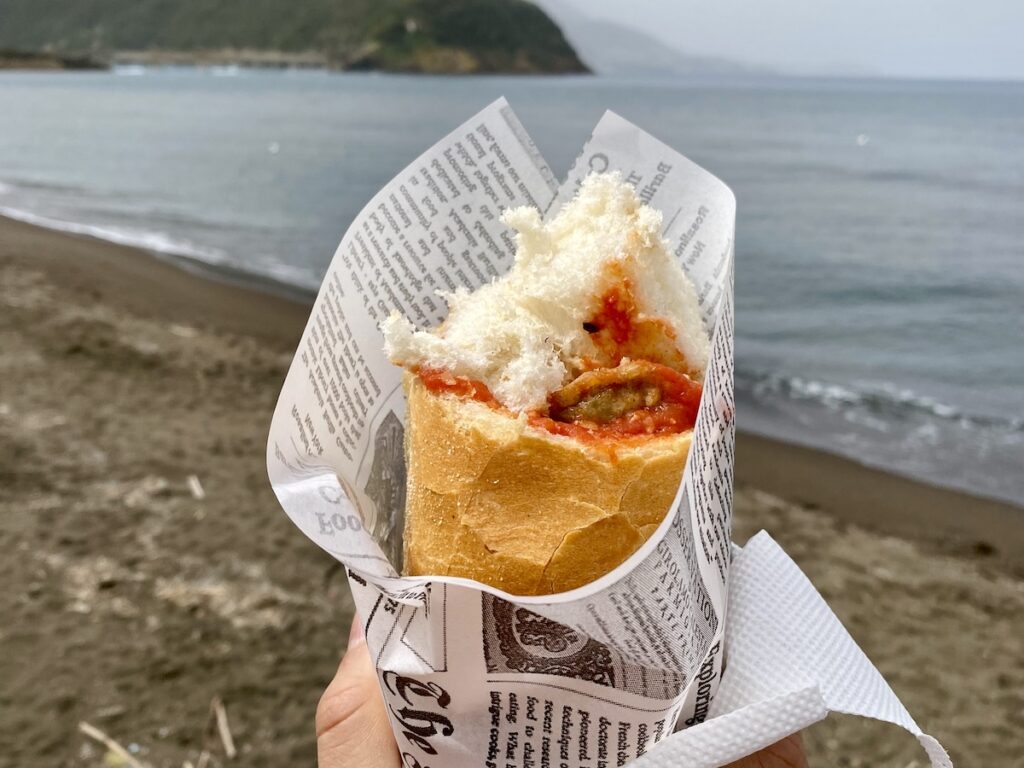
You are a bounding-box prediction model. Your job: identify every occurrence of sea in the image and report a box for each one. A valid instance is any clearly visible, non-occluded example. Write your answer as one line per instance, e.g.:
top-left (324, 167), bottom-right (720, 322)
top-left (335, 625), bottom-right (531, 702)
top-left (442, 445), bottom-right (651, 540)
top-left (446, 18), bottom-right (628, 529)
top-left (2, 68), bottom-right (1022, 505)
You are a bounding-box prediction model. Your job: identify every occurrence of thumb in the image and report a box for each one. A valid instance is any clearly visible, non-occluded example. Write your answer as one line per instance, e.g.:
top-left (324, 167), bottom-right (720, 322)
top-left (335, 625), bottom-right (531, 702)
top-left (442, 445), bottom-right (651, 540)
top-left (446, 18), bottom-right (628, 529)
top-left (316, 617), bottom-right (401, 768)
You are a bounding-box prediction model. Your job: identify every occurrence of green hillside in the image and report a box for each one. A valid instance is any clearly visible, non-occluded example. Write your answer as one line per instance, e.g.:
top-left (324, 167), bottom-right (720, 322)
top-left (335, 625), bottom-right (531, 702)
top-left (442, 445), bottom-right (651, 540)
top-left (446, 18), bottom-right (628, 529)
top-left (0, 0), bottom-right (587, 73)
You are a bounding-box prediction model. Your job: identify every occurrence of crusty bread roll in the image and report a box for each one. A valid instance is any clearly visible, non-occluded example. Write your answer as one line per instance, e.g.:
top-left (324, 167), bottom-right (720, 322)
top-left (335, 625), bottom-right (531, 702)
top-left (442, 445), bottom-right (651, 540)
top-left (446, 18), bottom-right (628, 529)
top-left (403, 373), bottom-right (691, 595)
top-left (384, 172), bottom-right (706, 596)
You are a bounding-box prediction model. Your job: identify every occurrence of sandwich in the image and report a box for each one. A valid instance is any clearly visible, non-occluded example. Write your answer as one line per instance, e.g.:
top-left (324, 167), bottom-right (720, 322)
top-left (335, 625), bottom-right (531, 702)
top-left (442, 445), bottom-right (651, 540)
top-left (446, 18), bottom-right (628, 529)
top-left (382, 172), bottom-right (708, 596)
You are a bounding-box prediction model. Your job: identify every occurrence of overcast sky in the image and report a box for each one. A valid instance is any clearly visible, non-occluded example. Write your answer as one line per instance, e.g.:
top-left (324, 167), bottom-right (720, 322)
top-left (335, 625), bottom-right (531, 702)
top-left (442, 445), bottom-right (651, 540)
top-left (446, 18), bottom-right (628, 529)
top-left (557, 0), bottom-right (1024, 80)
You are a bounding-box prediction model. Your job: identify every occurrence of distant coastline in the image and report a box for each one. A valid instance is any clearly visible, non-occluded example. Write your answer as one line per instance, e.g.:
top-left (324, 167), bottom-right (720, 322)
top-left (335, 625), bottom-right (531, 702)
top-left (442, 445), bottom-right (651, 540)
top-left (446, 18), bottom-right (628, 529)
top-left (107, 46), bottom-right (587, 74)
top-left (0, 49), bottom-right (106, 70)
top-left (111, 49), bottom-right (327, 71)
top-left (0, 0), bottom-right (588, 75)
top-left (0, 47), bottom-right (593, 74)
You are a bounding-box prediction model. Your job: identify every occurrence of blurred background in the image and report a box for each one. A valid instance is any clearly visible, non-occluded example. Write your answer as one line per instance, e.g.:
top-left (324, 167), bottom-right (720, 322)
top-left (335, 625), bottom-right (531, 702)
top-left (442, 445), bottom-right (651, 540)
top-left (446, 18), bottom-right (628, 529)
top-left (1, 1), bottom-right (1021, 766)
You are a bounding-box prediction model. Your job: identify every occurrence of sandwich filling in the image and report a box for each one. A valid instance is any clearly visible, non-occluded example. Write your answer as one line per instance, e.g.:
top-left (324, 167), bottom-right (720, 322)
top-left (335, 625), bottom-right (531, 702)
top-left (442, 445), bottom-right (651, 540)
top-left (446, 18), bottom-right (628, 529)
top-left (383, 172), bottom-right (708, 441)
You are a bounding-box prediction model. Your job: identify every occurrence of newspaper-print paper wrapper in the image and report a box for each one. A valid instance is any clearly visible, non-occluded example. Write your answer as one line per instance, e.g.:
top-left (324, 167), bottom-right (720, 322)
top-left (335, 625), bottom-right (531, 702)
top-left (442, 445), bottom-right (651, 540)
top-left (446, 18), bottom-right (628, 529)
top-left (267, 99), bottom-right (951, 768)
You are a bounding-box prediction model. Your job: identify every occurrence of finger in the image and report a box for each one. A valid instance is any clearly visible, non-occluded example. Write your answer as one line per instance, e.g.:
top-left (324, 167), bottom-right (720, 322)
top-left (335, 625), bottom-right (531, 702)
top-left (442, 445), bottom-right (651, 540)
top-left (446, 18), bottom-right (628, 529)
top-left (316, 617), bottom-right (401, 768)
top-left (724, 732), bottom-right (808, 768)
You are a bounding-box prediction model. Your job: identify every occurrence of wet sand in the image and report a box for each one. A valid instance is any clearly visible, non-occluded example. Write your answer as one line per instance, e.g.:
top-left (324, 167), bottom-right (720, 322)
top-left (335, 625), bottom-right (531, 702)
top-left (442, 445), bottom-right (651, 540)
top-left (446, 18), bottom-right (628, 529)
top-left (737, 433), bottom-right (1024, 577)
top-left (1, 215), bottom-right (1020, 767)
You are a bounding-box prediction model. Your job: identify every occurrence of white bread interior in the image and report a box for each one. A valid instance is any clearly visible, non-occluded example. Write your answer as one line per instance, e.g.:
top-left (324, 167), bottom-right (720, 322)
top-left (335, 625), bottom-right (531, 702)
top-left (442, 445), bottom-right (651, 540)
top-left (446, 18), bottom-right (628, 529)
top-left (383, 172), bottom-right (708, 413)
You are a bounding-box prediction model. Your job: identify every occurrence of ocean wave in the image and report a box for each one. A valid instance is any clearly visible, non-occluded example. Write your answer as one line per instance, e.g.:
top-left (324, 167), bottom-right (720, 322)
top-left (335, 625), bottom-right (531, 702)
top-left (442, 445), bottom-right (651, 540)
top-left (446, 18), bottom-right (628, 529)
top-left (0, 204), bottom-right (229, 265)
top-left (0, 202), bottom-right (320, 295)
top-left (738, 369), bottom-right (1023, 432)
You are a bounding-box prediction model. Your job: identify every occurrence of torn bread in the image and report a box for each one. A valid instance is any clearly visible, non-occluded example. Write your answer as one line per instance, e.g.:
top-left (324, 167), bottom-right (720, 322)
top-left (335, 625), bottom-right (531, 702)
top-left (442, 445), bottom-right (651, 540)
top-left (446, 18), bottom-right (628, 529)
top-left (403, 373), bottom-right (691, 595)
top-left (384, 171), bottom-right (707, 595)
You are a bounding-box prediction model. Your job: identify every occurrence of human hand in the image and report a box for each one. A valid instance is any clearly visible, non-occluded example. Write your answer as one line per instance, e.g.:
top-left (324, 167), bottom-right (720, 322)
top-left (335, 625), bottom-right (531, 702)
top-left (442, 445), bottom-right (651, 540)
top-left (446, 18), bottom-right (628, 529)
top-left (316, 618), bottom-right (401, 768)
top-left (316, 617), bottom-right (807, 768)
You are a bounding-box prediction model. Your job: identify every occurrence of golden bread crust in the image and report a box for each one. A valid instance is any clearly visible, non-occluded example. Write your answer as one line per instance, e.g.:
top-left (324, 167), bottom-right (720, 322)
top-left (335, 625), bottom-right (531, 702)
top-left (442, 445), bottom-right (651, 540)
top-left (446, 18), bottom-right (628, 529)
top-left (402, 373), bottom-right (691, 595)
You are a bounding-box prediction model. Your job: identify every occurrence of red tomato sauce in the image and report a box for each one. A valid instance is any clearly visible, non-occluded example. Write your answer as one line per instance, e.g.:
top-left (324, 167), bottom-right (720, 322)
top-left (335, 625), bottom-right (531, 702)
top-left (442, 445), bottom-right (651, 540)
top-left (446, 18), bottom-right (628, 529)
top-left (416, 274), bottom-right (702, 442)
top-left (417, 368), bottom-right (498, 405)
top-left (417, 364), bottom-right (702, 441)
top-left (595, 284), bottom-right (637, 346)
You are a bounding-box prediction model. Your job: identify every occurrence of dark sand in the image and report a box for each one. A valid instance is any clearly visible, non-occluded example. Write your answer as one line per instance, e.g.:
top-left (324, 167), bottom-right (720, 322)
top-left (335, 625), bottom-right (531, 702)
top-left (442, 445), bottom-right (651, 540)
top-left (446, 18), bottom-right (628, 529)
top-left (1, 215), bottom-right (1020, 767)
top-left (737, 433), bottom-right (1024, 577)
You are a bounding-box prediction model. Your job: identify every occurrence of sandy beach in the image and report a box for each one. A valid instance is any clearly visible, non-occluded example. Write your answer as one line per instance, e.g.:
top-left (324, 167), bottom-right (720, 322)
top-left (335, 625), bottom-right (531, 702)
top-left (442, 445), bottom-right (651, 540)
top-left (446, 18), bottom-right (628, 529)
top-left (1, 215), bottom-right (1021, 767)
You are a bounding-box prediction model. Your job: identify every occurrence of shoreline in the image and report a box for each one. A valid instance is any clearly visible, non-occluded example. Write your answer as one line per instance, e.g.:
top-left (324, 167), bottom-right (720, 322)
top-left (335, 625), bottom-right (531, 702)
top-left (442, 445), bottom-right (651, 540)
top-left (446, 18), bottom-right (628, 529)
top-left (0, 213), bottom-right (310, 344)
top-left (3, 212), bottom-right (1020, 570)
top-left (736, 431), bottom-right (1024, 574)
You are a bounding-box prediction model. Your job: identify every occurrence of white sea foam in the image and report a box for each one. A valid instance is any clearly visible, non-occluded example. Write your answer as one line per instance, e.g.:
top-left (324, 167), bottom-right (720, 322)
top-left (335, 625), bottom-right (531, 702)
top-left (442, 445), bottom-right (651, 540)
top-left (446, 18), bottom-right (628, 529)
top-left (0, 202), bottom-right (322, 294)
top-left (739, 368), bottom-right (1024, 504)
top-left (841, 410), bottom-right (890, 433)
top-left (750, 373), bottom-right (860, 411)
top-left (786, 377), bottom-right (861, 408)
top-left (742, 369), bottom-right (1020, 432)
top-left (867, 382), bottom-right (961, 419)
top-left (260, 260), bottom-right (320, 290)
top-left (0, 204), bottom-right (228, 265)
